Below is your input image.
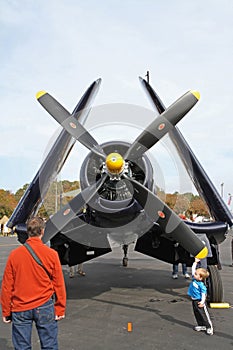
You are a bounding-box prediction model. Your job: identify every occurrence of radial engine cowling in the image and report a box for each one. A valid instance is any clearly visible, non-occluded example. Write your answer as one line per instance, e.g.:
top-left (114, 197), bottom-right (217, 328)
top-left (79, 141), bottom-right (154, 225)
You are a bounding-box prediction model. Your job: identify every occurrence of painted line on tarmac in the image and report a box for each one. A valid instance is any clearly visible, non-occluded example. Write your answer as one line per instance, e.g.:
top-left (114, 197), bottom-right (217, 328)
top-left (0, 243), bottom-right (20, 247)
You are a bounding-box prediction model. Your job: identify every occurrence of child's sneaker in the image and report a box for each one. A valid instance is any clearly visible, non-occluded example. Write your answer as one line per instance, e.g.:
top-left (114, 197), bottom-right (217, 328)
top-left (193, 326), bottom-right (206, 331)
top-left (206, 328), bottom-right (213, 335)
top-left (172, 274), bottom-right (178, 279)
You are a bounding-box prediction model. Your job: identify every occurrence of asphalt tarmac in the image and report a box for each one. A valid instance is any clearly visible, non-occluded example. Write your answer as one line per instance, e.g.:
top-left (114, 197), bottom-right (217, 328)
top-left (0, 233), bottom-right (233, 350)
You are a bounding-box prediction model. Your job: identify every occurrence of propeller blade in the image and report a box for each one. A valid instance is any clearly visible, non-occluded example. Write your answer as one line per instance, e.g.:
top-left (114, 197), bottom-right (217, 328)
top-left (124, 175), bottom-right (208, 259)
top-left (140, 77), bottom-right (233, 227)
top-left (36, 79), bottom-right (106, 158)
top-left (125, 85), bottom-right (200, 161)
top-left (8, 81), bottom-right (104, 229)
top-left (37, 79), bottom-right (101, 121)
top-left (42, 174), bottom-right (107, 243)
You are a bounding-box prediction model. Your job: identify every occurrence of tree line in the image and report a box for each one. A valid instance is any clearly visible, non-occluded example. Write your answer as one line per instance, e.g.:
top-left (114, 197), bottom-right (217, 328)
top-left (0, 180), bottom-right (209, 221)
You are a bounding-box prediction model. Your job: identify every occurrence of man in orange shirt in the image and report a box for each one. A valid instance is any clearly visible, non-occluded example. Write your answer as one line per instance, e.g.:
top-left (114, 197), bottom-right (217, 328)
top-left (1, 216), bottom-right (66, 349)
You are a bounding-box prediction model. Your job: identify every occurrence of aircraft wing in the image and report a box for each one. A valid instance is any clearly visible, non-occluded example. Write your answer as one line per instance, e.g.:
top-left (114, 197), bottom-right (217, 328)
top-left (7, 79), bottom-right (101, 229)
top-left (140, 77), bottom-right (233, 227)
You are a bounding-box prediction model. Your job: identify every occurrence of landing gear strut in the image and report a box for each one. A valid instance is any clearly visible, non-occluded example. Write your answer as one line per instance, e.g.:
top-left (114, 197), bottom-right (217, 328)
top-left (122, 244), bottom-right (128, 267)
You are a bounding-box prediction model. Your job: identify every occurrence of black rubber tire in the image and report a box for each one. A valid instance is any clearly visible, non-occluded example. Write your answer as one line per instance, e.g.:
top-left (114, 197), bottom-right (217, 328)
top-left (207, 265), bottom-right (223, 303)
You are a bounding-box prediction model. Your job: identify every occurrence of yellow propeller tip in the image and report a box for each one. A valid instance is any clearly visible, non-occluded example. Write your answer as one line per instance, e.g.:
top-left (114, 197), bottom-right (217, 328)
top-left (195, 246), bottom-right (208, 259)
top-left (191, 90), bottom-right (200, 100)
top-left (36, 90), bottom-right (47, 99)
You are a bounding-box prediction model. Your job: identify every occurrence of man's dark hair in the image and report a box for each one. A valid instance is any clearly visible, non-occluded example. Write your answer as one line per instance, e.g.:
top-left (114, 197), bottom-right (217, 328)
top-left (27, 217), bottom-right (45, 237)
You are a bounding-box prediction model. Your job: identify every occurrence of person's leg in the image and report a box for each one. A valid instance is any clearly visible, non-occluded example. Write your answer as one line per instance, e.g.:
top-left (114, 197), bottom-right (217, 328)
top-left (200, 304), bottom-right (213, 334)
top-left (34, 299), bottom-right (58, 350)
top-left (172, 264), bottom-right (178, 278)
top-left (182, 264), bottom-right (190, 278)
top-left (192, 300), bottom-right (206, 331)
top-left (78, 263), bottom-right (85, 276)
top-left (69, 265), bottom-right (75, 278)
top-left (12, 309), bottom-right (33, 350)
top-left (182, 263), bottom-right (187, 274)
top-left (172, 264), bottom-right (178, 274)
top-left (192, 301), bottom-right (213, 334)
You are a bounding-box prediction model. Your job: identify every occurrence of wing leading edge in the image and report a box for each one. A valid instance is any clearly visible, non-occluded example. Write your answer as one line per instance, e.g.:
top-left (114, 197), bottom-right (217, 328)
top-left (139, 77), bottom-right (233, 227)
top-left (7, 79), bottom-right (101, 229)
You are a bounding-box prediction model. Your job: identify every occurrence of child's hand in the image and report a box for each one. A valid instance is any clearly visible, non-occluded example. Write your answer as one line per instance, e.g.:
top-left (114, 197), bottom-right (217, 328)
top-left (195, 258), bottom-right (200, 263)
top-left (198, 302), bottom-right (204, 308)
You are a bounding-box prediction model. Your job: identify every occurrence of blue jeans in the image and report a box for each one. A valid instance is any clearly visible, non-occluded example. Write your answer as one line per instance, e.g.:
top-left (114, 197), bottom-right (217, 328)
top-left (12, 299), bottom-right (58, 350)
top-left (173, 263), bottom-right (187, 275)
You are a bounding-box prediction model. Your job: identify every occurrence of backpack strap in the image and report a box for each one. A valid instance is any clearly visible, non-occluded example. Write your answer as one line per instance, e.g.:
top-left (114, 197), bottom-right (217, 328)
top-left (24, 242), bottom-right (51, 279)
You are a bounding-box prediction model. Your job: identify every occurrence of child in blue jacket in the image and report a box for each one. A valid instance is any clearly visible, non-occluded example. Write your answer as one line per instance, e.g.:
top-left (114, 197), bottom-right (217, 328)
top-left (188, 258), bottom-right (213, 335)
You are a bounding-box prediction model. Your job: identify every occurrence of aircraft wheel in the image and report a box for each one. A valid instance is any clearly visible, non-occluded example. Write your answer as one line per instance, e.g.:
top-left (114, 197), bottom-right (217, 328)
top-left (123, 257), bottom-right (128, 267)
top-left (206, 265), bottom-right (223, 303)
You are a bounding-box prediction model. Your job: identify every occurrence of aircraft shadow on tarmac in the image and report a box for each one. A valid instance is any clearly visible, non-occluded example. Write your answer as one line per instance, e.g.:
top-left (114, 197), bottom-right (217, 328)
top-left (63, 260), bottom-right (190, 301)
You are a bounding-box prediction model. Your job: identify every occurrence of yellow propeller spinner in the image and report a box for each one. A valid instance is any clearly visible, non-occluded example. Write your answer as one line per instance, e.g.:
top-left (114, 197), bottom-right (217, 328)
top-left (105, 153), bottom-right (125, 175)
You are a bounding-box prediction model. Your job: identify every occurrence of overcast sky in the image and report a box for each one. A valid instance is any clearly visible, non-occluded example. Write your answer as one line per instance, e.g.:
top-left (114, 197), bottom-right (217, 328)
top-left (0, 0), bottom-right (232, 208)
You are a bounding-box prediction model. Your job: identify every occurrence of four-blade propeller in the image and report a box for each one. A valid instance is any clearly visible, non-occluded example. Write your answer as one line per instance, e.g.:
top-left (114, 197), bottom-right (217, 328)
top-left (38, 78), bottom-right (207, 259)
